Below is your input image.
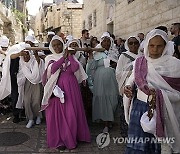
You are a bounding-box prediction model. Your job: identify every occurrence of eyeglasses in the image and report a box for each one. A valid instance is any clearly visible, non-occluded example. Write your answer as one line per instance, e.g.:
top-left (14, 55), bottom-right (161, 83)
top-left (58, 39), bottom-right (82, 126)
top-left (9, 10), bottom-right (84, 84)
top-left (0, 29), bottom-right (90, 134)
top-left (128, 41), bottom-right (139, 45)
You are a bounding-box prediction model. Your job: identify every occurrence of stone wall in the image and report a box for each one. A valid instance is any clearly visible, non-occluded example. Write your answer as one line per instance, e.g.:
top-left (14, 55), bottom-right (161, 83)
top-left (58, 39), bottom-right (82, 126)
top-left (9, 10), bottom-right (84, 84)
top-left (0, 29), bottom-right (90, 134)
top-left (70, 9), bottom-right (82, 38)
top-left (83, 0), bottom-right (180, 39)
top-left (34, 2), bottom-right (83, 41)
top-left (115, 0), bottom-right (180, 38)
top-left (0, 2), bottom-right (23, 44)
top-left (82, 0), bottom-right (108, 38)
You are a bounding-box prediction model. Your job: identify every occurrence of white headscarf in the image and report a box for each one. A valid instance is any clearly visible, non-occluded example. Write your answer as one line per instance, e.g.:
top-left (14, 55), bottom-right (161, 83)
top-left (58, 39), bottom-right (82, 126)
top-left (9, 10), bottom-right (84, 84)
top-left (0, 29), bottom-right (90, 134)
top-left (20, 50), bottom-right (45, 84)
top-left (47, 31), bottom-right (55, 36)
top-left (0, 36), bottom-right (9, 47)
top-left (124, 36), bottom-right (141, 58)
top-left (66, 39), bottom-right (81, 58)
top-left (144, 29), bottom-right (174, 60)
top-left (0, 36), bottom-right (9, 70)
top-left (66, 35), bottom-right (73, 42)
top-left (94, 32), bottom-right (119, 63)
top-left (124, 36), bottom-right (140, 51)
top-left (25, 35), bottom-right (38, 44)
top-left (41, 35), bottom-right (87, 108)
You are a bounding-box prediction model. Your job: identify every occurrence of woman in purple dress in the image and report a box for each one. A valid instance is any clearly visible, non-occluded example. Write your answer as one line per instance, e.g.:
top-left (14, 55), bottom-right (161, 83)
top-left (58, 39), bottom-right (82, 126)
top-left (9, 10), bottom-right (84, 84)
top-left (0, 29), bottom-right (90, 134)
top-left (41, 35), bottom-right (91, 150)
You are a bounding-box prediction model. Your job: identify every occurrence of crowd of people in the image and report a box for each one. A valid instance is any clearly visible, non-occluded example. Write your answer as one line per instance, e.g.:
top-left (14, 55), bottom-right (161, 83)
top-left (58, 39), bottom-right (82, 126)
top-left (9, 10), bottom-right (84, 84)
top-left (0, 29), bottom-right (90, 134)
top-left (0, 22), bottom-right (180, 153)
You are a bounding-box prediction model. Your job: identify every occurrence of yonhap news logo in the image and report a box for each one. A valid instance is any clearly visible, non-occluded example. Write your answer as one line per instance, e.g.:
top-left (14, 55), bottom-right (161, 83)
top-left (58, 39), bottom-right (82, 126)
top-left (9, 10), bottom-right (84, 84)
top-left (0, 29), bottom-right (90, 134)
top-left (96, 132), bottom-right (110, 148)
top-left (96, 133), bottom-right (175, 148)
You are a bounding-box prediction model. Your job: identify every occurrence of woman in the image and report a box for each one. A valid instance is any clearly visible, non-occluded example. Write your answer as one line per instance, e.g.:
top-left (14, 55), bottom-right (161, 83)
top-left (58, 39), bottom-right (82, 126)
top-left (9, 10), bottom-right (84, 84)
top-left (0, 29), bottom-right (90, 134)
top-left (19, 49), bottom-right (44, 128)
top-left (90, 37), bottom-right (99, 48)
top-left (124, 29), bottom-right (180, 153)
top-left (116, 36), bottom-right (140, 96)
top-left (87, 32), bottom-right (119, 133)
top-left (41, 35), bottom-right (90, 150)
top-left (116, 36), bottom-right (140, 136)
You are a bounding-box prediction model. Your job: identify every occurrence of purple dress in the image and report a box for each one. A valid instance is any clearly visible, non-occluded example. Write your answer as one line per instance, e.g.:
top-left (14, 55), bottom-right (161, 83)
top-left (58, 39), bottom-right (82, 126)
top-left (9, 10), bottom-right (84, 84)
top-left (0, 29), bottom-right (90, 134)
top-left (45, 55), bottom-right (91, 149)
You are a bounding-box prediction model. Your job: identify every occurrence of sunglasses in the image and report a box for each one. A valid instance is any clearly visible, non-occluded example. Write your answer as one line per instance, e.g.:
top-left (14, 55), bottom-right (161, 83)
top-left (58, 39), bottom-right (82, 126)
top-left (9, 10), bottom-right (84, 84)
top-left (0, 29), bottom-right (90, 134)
top-left (128, 41), bottom-right (139, 45)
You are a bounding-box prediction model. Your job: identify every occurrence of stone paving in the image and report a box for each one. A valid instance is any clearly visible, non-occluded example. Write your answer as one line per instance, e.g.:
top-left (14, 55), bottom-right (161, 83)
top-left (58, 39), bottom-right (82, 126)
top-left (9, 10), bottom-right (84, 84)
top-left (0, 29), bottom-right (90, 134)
top-left (0, 107), bottom-right (126, 154)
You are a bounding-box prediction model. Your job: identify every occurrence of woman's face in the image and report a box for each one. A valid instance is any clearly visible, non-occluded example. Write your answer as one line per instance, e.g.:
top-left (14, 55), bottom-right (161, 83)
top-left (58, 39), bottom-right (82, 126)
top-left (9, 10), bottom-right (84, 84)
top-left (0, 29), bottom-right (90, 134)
top-left (69, 42), bottom-right (79, 48)
top-left (148, 35), bottom-right (166, 59)
top-left (23, 51), bottom-right (30, 62)
top-left (101, 37), bottom-right (111, 50)
top-left (127, 37), bottom-right (140, 54)
top-left (51, 39), bottom-right (63, 54)
top-left (91, 40), bottom-right (98, 48)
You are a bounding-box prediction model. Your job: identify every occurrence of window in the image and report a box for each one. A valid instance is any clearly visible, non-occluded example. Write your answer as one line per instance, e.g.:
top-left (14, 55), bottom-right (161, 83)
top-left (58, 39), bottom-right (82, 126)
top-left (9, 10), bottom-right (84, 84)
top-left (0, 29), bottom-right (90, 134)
top-left (127, 0), bottom-right (135, 4)
top-left (93, 10), bottom-right (96, 27)
top-left (88, 14), bottom-right (92, 30)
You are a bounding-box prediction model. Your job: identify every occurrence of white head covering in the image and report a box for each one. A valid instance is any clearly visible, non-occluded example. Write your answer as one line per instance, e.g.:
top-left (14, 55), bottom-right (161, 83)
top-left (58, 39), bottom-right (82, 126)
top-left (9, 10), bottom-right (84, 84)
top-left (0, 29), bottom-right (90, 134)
top-left (94, 32), bottom-right (119, 63)
top-left (25, 35), bottom-right (38, 44)
top-left (66, 39), bottom-right (80, 48)
top-left (100, 32), bottom-right (114, 49)
top-left (44, 35), bottom-right (65, 68)
top-left (143, 29), bottom-right (174, 60)
top-left (124, 36), bottom-right (140, 51)
top-left (47, 31), bottom-right (55, 36)
top-left (20, 44), bottom-right (44, 84)
top-left (0, 36), bottom-right (9, 47)
top-left (66, 35), bottom-right (73, 41)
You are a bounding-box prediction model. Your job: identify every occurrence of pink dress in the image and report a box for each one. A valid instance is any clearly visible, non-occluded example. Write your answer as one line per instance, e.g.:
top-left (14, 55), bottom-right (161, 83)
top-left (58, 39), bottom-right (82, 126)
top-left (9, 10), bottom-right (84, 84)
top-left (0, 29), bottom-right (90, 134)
top-left (45, 55), bottom-right (91, 149)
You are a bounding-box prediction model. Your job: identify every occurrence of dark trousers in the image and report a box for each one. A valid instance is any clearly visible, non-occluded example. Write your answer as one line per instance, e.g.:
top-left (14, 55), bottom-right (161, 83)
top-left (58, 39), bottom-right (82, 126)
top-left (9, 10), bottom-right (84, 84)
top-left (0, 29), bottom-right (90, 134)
top-left (11, 77), bottom-right (20, 118)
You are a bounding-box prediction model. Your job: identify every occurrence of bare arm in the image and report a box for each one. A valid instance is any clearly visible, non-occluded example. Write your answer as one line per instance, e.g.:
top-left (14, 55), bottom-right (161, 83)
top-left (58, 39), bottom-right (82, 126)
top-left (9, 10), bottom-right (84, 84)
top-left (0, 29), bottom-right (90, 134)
top-left (33, 50), bottom-right (41, 65)
top-left (10, 50), bottom-right (29, 59)
top-left (10, 52), bottom-right (21, 59)
top-left (0, 50), bottom-right (6, 55)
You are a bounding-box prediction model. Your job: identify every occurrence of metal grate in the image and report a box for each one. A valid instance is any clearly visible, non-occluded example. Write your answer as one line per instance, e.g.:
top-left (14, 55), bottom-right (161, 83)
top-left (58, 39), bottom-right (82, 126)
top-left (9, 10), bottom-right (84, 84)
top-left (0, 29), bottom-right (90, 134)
top-left (0, 132), bottom-right (30, 146)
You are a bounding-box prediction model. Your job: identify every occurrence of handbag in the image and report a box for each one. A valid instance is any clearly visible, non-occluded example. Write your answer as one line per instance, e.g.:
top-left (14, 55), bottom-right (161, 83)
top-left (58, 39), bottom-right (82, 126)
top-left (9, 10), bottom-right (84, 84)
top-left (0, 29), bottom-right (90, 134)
top-left (53, 85), bottom-right (65, 103)
top-left (140, 110), bottom-right (156, 135)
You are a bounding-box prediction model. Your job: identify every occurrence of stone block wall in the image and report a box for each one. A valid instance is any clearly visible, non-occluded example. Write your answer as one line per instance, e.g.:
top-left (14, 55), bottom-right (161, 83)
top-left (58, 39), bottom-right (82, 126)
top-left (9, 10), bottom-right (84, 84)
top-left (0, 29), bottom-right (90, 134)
top-left (82, 0), bottom-right (107, 38)
top-left (0, 2), bottom-right (23, 44)
top-left (115, 0), bottom-right (180, 38)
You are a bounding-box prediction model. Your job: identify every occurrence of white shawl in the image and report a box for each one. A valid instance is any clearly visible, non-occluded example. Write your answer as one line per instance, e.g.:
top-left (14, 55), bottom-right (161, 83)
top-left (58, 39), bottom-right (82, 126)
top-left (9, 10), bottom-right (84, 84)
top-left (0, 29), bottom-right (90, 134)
top-left (20, 51), bottom-right (45, 84)
top-left (116, 51), bottom-right (137, 95)
top-left (0, 53), bottom-right (6, 73)
top-left (0, 44), bottom-right (23, 100)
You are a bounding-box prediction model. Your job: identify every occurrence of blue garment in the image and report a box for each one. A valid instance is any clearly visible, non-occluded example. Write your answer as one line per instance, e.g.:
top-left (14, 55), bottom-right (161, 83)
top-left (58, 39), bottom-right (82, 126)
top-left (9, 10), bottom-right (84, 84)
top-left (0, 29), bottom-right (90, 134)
top-left (87, 58), bottom-right (119, 122)
top-left (125, 99), bottom-right (161, 154)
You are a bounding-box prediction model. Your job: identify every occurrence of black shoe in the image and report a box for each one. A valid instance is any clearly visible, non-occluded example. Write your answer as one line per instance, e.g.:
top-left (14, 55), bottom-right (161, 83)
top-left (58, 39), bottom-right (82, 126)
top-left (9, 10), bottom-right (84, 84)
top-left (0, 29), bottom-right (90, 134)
top-left (13, 117), bottom-right (20, 123)
top-left (57, 146), bottom-right (66, 151)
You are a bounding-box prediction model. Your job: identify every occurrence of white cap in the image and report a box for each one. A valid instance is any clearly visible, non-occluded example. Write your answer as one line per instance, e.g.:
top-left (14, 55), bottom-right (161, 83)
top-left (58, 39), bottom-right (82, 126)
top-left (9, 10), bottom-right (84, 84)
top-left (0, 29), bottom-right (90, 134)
top-left (66, 35), bottom-right (73, 41)
top-left (25, 35), bottom-right (38, 44)
top-left (101, 32), bottom-right (110, 39)
top-left (47, 31), bottom-right (55, 36)
top-left (0, 35), bottom-right (9, 47)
